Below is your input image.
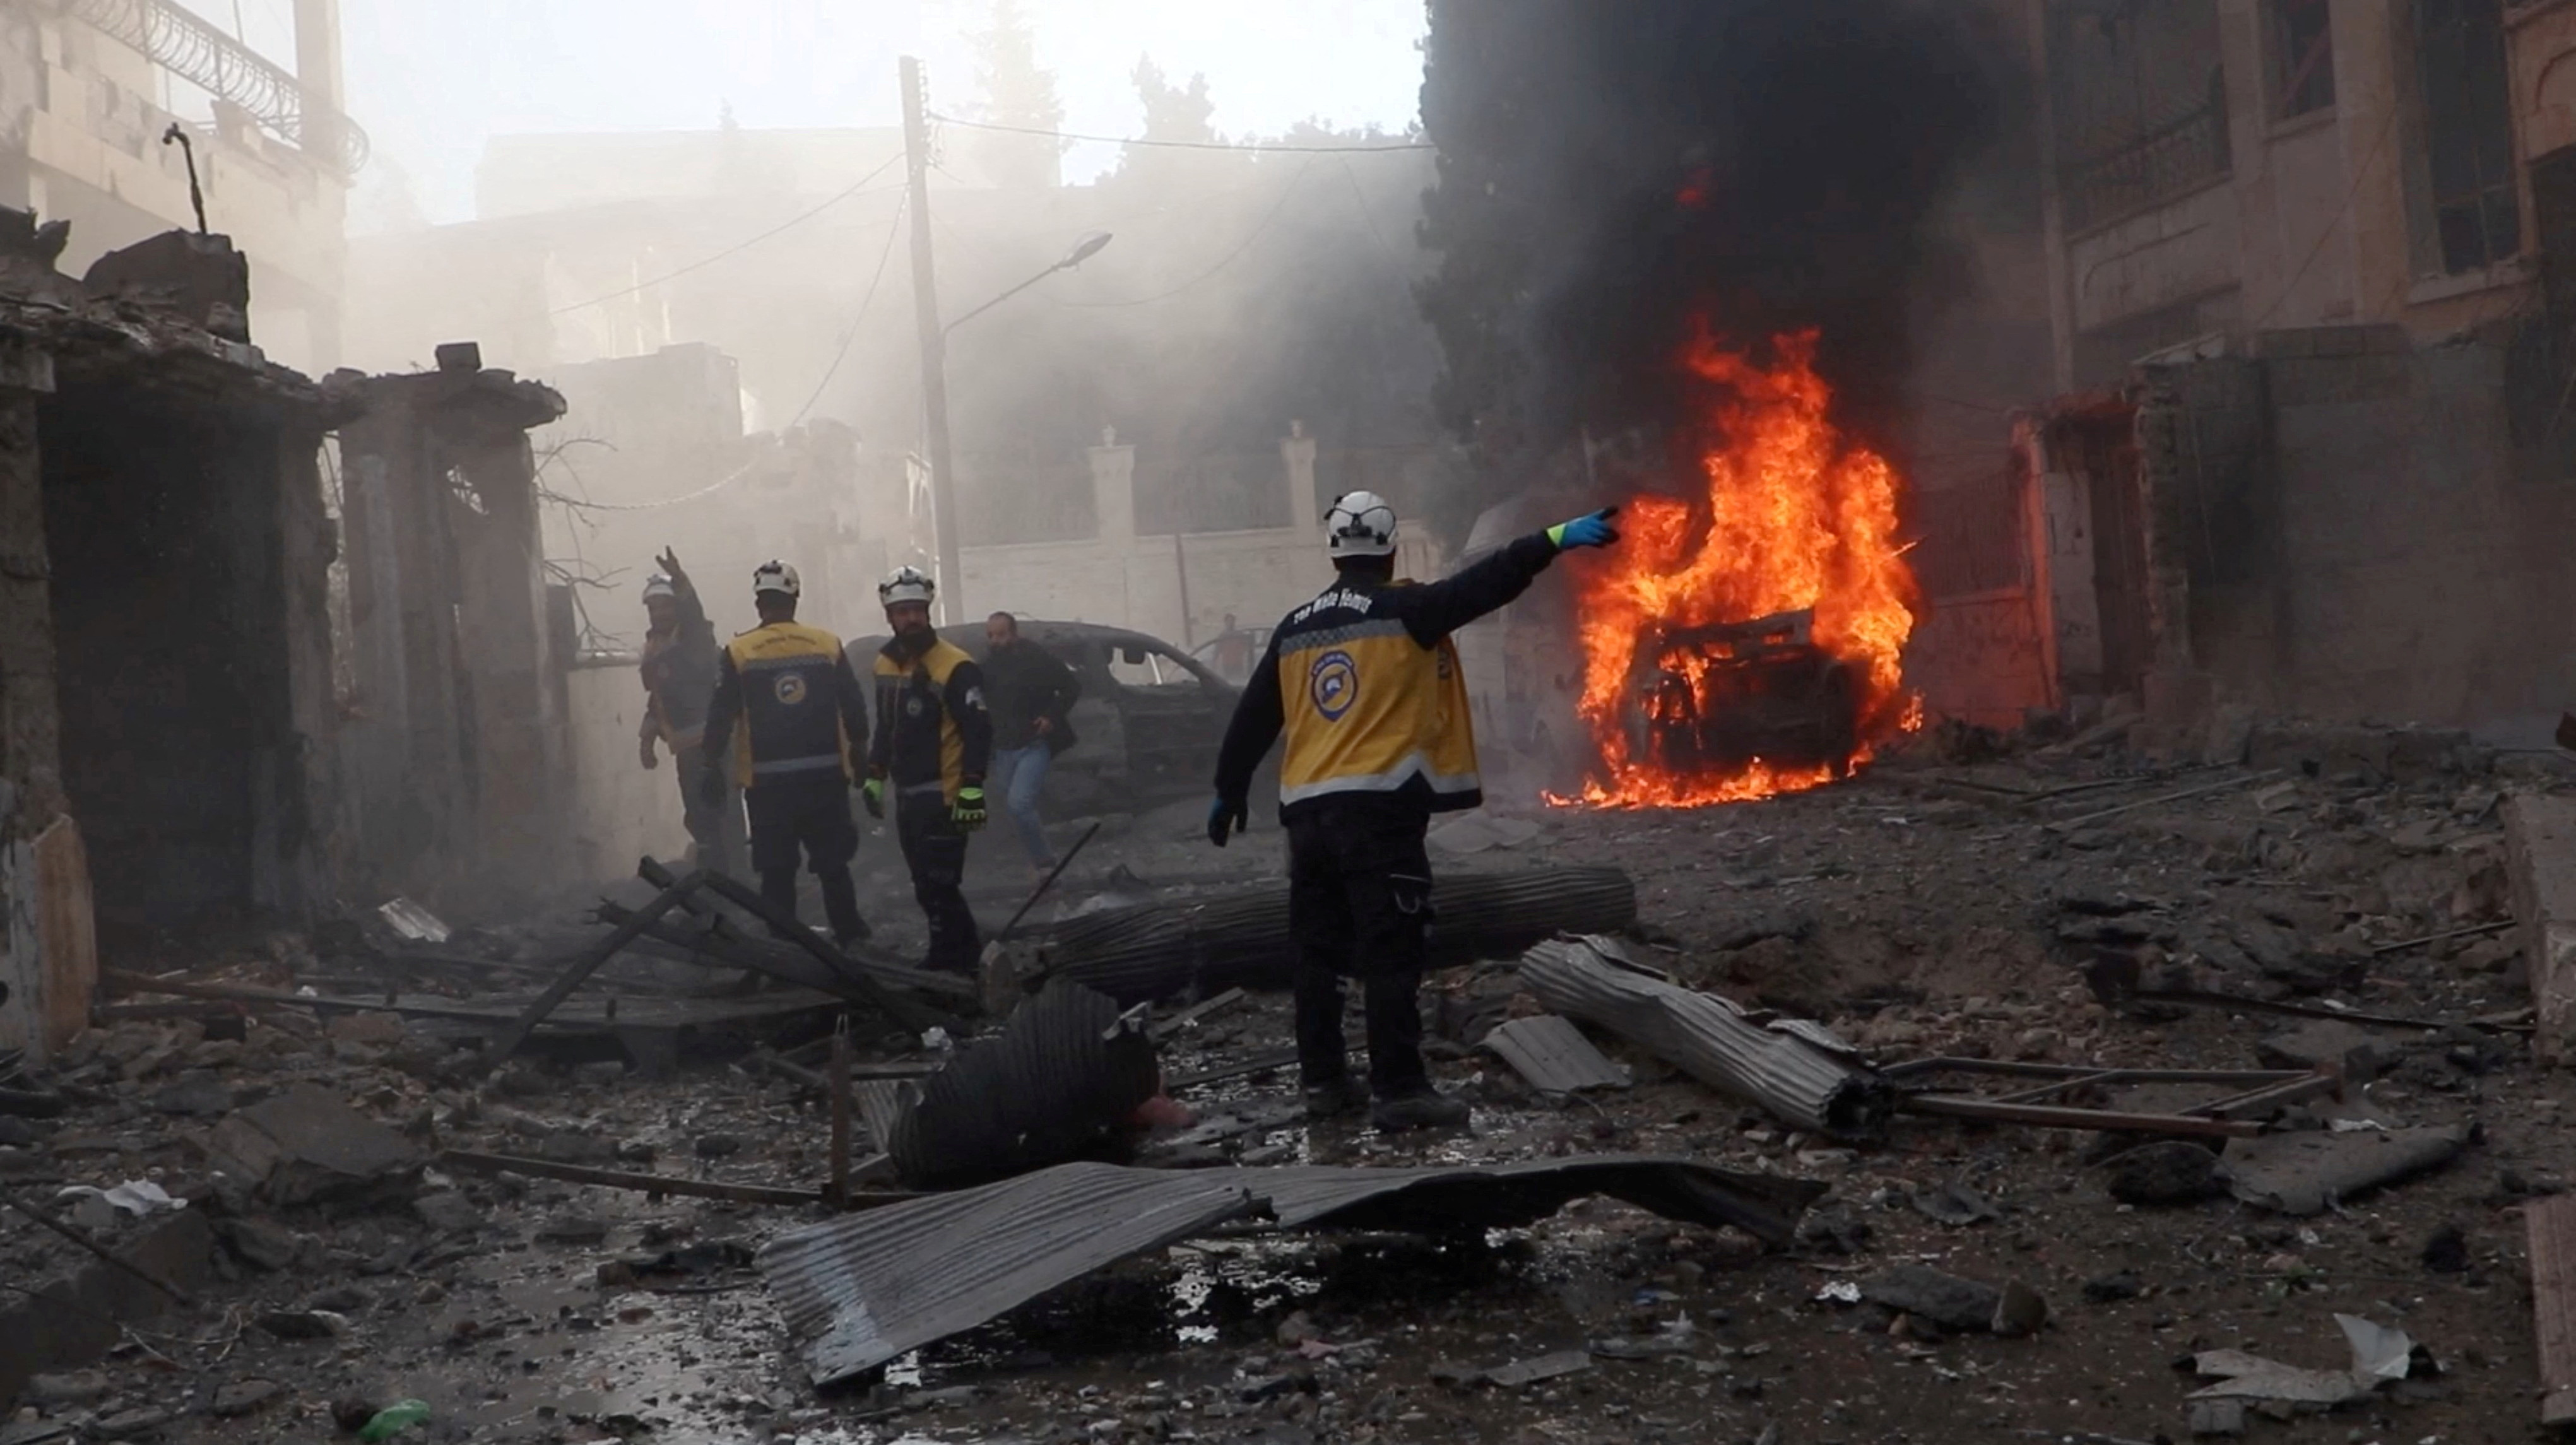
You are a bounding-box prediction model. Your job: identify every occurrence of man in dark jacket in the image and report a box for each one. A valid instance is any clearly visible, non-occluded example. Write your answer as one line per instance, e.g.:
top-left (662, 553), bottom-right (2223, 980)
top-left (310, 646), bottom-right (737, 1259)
top-left (863, 567), bottom-right (994, 975)
top-left (636, 548), bottom-right (740, 875)
top-left (981, 611), bottom-right (1082, 876)
top-left (1210, 492), bottom-right (1619, 1131)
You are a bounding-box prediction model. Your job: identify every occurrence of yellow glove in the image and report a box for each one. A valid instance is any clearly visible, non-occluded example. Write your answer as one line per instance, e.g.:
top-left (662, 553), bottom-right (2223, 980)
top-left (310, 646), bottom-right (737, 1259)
top-left (952, 786), bottom-right (988, 832)
top-left (860, 777), bottom-right (885, 819)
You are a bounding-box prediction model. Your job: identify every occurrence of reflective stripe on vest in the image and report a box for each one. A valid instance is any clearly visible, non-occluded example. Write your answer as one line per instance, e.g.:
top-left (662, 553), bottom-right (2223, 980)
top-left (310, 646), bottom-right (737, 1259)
top-left (1275, 587), bottom-right (1481, 811)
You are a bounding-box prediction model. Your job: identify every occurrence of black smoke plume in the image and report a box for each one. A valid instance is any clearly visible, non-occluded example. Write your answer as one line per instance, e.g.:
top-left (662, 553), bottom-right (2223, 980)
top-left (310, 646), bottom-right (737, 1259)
top-left (1417, 0), bottom-right (2021, 471)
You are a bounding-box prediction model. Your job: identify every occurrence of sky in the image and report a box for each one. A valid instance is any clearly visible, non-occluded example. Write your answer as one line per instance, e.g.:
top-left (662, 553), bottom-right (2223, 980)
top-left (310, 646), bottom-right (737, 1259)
top-left (184, 1), bottom-right (1429, 230)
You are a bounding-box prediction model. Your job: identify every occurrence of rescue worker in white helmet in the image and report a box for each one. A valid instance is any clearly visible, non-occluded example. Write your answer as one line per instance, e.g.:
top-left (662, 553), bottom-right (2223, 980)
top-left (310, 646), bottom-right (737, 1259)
top-left (1208, 491), bottom-right (1619, 1131)
top-left (635, 548), bottom-right (741, 875)
top-left (861, 567), bottom-right (994, 976)
top-left (699, 560), bottom-right (873, 947)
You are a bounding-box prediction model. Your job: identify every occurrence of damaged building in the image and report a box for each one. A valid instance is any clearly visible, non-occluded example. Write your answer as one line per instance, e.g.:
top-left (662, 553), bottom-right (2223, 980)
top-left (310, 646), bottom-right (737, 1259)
top-left (1918, 0), bottom-right (2576, 738)
top-left (0, 218), bottom-right (344, 1065)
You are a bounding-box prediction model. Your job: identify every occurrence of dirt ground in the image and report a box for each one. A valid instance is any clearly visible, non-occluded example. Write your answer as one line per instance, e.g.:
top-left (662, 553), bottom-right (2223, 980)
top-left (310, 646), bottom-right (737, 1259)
top-left (4, 718), bottom-right (2567, 1445)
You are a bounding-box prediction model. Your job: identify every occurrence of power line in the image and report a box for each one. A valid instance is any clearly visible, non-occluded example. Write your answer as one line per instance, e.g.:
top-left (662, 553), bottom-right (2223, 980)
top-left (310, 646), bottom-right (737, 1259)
top-left (928, 112), bottom-right (1431, 154)
top-left (546, 155), bottom-right (905, 316)
top-left (789, 195), bottom-right (909, 428)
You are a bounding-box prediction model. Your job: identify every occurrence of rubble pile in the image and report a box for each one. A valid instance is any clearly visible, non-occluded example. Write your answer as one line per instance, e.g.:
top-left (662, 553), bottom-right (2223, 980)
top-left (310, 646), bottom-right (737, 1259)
top-left (0, 719), bottom-right (2568, 1442)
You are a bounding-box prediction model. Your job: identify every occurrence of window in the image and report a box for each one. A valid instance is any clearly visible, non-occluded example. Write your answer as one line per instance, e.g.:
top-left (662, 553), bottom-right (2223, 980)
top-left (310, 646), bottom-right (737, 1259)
top-left (2414, 0), bottom-right (2520, 274)
top-left (1107, 644), bottom-right (1202, 692)
top-left (2271, 0), bottom-right (2336, 119)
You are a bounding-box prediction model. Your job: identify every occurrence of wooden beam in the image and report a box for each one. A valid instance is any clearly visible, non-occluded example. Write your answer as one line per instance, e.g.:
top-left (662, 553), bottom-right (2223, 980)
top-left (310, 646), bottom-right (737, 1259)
top-left (2531, 1193), bottom-right (2576, 1427)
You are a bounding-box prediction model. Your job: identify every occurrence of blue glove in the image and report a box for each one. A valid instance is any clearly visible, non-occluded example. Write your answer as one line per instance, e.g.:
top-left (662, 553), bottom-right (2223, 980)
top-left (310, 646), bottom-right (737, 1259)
top-left (1548, 507), bottom-right (1621, 551)
top-left (1207, 796), bottom-right (1248, 848)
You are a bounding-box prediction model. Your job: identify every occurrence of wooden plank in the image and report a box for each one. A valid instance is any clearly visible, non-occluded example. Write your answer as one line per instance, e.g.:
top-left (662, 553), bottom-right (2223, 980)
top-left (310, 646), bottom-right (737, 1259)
top-left (2508, 794), bottom-right (2576, 1065)
top-left (1897, 1093), bottom-right (2263, 1138)
top-left (2529, 1192), bottom-right (2576, 1426)
top-left (2045, 770), bottom-right (2280, 832)
top-left (32, 816), bottom-right (95, 1053)
top-left (694, 870), bottom-right (945, 1032)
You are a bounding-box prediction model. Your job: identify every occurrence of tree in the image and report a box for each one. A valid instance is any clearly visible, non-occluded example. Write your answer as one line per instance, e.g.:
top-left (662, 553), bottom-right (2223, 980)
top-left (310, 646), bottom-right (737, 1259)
top-left (969, 0), bottom-right (1066, 188)
top-left (1131, 57), bottom-right (1215, 143)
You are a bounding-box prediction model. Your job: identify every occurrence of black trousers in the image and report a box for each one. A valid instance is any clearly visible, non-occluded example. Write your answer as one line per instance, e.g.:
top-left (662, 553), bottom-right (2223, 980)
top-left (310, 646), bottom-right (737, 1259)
top-left (897, 787), bottom-right (981, 973)
top-left (1285, 795), bottom-right (1435, 1099)
top-left (744, 779), bottom-right (866, 943)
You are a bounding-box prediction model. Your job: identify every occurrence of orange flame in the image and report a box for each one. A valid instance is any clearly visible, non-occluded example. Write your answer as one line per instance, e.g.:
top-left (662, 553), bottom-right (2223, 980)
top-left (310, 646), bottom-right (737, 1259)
top-left (1559, 327), bottom-right (1920, 809)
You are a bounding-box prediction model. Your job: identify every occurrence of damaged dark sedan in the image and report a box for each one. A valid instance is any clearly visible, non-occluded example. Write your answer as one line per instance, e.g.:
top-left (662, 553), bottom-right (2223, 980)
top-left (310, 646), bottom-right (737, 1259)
top-left (846, 620), bottom-right (1258, 815)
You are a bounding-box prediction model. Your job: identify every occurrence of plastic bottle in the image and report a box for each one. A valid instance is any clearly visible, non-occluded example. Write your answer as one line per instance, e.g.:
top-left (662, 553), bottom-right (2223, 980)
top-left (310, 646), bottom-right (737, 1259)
top-left (357, 1400), bottom-right (432, 1442)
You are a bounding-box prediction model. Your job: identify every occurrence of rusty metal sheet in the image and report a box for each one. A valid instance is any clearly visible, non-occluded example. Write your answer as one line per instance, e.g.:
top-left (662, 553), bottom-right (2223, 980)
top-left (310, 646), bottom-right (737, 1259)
top-left (1520, 935), bottom-right (1891, 1137)
top-left (1481, 1014), bottom-right (1631, 1095)
top-left (759, 1154), bottom-right (1824, 1386)
top-left (760, 1162), bottom-right (1260, 1386)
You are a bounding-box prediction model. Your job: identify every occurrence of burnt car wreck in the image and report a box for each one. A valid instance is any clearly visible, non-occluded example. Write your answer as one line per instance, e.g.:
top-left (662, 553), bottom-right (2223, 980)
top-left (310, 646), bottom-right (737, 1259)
top-left (1628, 608), bottom-right (1860, 777)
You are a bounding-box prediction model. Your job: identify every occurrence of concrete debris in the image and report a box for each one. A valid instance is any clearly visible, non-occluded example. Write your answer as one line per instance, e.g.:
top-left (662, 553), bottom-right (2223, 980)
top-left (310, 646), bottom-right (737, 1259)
top-left (375, 897), bottom-right (452, 944)
top-left (2101, 1141), bottom-right (2224, 1205)
top-left (1858, 1265), bottom-right (2001, 1333)
top-left (1479, 1350), bottom-right (1592, 1388)
top-left (2217, 1124), bottom-right (2467, 1215)
top-left (203, 1085), bottom-right (426, 1206)
top-left (2185, 1314), bottom-right (2422, 1407)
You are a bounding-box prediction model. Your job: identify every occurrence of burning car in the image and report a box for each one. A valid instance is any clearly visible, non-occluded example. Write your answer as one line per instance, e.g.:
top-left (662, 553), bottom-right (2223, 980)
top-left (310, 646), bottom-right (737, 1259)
top-left (1627, 608), bottom-right (1859, 778)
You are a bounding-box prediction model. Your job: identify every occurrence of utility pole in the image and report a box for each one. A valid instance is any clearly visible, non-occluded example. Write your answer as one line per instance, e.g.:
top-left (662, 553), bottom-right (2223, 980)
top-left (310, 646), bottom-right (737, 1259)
top-left (899, 56), bottom-right (964, 624)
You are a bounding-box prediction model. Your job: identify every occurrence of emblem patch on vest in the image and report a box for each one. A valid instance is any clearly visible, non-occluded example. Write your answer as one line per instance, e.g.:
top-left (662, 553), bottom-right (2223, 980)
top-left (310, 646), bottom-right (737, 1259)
top-left (1310, 649), bottom-right (1358, 722)
top-left (774, 673), bottom-right (808, 706)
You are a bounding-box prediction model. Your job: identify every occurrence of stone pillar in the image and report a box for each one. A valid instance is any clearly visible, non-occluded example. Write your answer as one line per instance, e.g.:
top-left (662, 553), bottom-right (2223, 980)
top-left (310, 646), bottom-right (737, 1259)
top-left (0, 339), bottom-right (60, 830)
top-left (1282, 420), bottom-right (1320, 536)
top-left (1089, 427), bottom-right (1135, 545)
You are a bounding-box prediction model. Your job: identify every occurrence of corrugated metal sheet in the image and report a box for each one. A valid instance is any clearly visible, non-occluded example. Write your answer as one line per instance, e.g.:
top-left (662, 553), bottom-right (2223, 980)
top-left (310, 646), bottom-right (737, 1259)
top-left (1037, 868), bottom-right (1638, 1005)
top-left (883, 981), bottom-right (1160, 1186)
top-left (759, 1153), bottom-right (1824, 1386)
top-left (1482, 1014), bottom-right (1632, 1094)
top-left (1519, 935), bottom-right (1892, 1138)
top-left (760, 1162), bottom-right (1260, 1387)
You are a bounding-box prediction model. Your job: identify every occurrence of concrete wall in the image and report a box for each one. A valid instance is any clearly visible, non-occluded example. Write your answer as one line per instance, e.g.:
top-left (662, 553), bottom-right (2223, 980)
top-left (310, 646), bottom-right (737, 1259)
top-left (2262, 335), bottom-right (2565, 722)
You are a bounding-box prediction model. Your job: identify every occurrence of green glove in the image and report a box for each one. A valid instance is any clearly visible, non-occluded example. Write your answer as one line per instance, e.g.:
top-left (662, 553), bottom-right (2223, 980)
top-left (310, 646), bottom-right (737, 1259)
top-left (860, 777), bottom-right (885, 819)
top-left (952, 785), bottom-right (988, 832)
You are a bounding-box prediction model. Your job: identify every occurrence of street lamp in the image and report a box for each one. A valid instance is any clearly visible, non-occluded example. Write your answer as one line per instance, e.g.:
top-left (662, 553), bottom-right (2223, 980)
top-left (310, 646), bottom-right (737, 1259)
top-left (943, 231), bottom-right (1114, 335)
top-left (913, 228), bottom-right (1113, 624)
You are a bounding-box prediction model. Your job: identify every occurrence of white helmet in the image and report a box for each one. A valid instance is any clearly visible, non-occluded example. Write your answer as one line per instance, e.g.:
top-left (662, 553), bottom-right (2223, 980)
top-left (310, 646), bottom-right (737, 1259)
top-left (642, 572), bottom-right (678, 603)
top-left (1325, 490), bottom-right (1398, 559)
top-left (878, 565), bottom-right (936, 608)
top-left (752, 560), bottom-right (801, 599)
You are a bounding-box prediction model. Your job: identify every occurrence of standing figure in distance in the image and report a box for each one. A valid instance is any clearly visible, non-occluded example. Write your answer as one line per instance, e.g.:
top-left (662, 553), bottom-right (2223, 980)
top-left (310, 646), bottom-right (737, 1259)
top-left (861, 567), bottom-right (993, 975)
top-left (1208, 492), bottom-right (1620, 1131)
top-left (635, 549), bottom-right (741, 875)
top-left (699, 560), bottom-right (871, 947)
top-left (980, 611), bottom-right (1082, 880)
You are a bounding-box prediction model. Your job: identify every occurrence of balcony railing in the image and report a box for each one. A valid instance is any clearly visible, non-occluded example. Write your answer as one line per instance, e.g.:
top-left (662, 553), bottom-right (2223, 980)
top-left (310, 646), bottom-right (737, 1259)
top-left (2059, 73), bottom-right (2230, 233)
top-left (61, 0), bottom-right (369, 175)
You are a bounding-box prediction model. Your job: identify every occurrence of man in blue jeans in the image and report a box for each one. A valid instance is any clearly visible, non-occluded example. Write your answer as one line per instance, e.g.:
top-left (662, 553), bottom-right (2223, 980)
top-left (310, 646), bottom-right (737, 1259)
top-left (981, 611), bottom-right (1081, 878)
